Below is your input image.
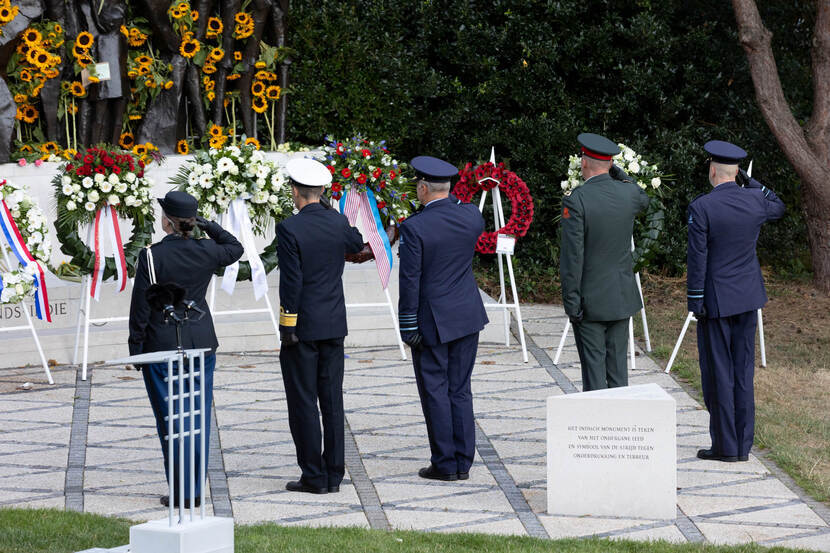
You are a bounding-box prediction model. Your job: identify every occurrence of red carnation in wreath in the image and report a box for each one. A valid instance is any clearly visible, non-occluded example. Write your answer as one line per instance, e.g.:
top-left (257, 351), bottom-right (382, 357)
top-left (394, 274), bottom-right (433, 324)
top-left (452, 161), bottom-right (534, 254)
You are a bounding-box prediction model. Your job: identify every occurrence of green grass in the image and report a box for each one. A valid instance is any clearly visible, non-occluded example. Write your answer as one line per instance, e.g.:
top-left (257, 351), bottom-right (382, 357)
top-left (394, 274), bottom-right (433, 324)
top-left (0, 508), bottom-right (824, 553)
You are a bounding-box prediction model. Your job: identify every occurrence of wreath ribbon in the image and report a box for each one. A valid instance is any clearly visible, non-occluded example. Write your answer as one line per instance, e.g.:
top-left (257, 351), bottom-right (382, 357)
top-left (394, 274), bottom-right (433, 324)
top-left (221, 198), bottom-right (268, 299)
top-left (0, 197), bottom-right (51, 321)
top-left (90, 204), bottom-right (128, 301)
top-left (340, 189), bottom-right (393, 289)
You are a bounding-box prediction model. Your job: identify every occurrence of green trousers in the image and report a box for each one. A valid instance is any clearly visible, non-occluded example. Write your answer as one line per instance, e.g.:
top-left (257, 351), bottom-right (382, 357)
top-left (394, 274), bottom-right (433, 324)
top-left (572, 318), bottom-right (629, 391)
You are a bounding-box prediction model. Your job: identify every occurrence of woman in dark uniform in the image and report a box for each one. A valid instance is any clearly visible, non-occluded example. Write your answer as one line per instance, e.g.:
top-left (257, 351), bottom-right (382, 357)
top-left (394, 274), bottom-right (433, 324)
top-left (129, 191), bottom-right (243, 507)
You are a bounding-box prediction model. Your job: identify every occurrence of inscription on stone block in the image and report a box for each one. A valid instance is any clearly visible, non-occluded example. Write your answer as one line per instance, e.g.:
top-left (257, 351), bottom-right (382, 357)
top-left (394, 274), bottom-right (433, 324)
top-left (547, 383), bottom-right (676, 519)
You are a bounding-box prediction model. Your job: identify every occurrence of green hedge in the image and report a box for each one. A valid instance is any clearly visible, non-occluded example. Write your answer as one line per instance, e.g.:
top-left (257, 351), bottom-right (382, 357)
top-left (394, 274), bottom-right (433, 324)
top-left (286, 0), bottom-right (811, 277)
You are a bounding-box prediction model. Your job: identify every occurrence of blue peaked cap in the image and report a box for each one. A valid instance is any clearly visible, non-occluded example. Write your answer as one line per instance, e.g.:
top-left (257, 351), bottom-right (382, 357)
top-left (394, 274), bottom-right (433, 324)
top-left (411, 156), bottom-right (458, 181)
top-left (704, 140), bottom-right (747, 164)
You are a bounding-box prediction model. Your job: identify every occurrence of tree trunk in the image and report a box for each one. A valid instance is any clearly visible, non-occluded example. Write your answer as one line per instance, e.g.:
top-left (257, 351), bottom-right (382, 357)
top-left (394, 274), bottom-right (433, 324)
top-left (732, 0), bottom-right (830, 292)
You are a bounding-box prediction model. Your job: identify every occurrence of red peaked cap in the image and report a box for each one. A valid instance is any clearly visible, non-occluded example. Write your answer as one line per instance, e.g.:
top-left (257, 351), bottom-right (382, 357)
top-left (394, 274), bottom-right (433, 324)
top-left (577, 133), bottom-right (621, 161)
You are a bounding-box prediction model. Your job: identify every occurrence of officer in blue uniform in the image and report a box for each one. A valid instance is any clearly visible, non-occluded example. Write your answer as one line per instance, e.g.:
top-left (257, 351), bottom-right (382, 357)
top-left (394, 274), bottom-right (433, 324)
top-left (130, 190), bottom-right (243, 508)
top-left (277, 158), bottom-right (364, 494)
top-left (688, 140), bottom-right (785, 462)
top-left (398, 155), bottom-right (488, 481)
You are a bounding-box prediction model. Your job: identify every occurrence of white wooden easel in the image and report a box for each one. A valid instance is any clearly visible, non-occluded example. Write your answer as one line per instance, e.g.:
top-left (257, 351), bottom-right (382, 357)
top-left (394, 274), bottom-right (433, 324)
top-left (208, 214), bottom-right (280, 343)
top-left (72, 221), bottom-right (134, 381)
top-left (664, 309), bottom-right (766, 373)
top-left (477, 148), bottom-right (528, 363)
top-left (553, 237), bottom-right (651, 369)
top-left (0, 243), bottom-right (53, 384)
top-left (337, 205), bottom-right (407, 361)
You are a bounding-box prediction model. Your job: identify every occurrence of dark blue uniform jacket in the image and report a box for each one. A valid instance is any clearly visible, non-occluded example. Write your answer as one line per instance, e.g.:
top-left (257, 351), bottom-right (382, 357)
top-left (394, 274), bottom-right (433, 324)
top-left (129, 221), bottom-right (244, 355)
top-left (398, 196), bottom-right (488, 346)
top-left (277, 202), bottom-right (364, 341)
top-left (687, 179), bottom-right (786, 318)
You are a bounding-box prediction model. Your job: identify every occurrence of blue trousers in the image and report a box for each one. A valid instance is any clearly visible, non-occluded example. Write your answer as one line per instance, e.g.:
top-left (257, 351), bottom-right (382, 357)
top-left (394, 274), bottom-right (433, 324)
top-left (697, 311), bottom-right (756, 458)
top-left (413, 332), bottom-right (479, 475)
top-left (143, 353), bottom-right (215, 501)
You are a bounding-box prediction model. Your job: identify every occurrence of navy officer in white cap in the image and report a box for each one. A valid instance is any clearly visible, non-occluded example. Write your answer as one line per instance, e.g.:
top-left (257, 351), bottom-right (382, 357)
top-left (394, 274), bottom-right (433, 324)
top-left (398, 155), bottom-right (488, 481)
top-left (277, 158), bottom-right (363, 494)
top-left (689, 140), bottom-right (785, 463)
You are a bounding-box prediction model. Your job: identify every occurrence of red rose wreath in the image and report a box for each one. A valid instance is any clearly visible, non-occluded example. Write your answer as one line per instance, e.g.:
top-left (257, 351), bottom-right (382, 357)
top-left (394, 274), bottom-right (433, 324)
top-left (452, 162), bottom-right (534, 253)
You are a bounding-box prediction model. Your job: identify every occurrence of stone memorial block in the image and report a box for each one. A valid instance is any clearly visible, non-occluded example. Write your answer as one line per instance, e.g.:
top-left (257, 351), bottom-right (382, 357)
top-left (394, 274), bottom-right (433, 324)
top-left (547, 383), bottom-right (676, 519)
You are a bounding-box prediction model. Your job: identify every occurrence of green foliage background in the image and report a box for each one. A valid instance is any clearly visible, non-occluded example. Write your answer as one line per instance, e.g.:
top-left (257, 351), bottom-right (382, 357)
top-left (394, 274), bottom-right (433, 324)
top-left (285, 0), bottom-right (813, 282)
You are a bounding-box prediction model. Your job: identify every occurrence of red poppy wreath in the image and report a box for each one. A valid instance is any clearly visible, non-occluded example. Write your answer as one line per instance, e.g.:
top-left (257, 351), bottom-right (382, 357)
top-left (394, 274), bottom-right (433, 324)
top-left (452, 162), bottom-right (534, 254)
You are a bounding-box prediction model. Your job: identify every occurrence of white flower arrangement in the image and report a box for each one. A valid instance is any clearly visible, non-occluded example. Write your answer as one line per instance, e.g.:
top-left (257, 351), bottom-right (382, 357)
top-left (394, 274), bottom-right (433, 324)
top-left (173, 144), bottom-right (294, 234)
top-left (0, 269), bottom-right (35, 304)
top-left (561, 143), bottom-right (665, 196)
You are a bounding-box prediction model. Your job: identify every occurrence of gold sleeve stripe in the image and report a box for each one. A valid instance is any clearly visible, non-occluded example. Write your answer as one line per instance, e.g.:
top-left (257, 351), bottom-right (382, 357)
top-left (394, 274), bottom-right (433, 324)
top-left (279, 307), bottom-right (298, 327)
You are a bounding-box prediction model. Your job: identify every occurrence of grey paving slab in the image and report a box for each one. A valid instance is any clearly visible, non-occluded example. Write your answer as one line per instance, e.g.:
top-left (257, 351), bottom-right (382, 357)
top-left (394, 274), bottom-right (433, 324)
top-left (1, 303), bottom-right (829, 550)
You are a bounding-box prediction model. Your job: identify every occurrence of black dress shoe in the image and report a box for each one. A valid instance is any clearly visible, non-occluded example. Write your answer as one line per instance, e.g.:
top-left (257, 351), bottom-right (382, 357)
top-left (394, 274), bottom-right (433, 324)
top-left (696, 448), bottom-right (722, 461)
top-left (285, 480), bottom-right (328, 494)
top-left (457, 472), bottom-right (469, 480)
top-left (418, 465), bottom-right (458, 481)
top-left (328, 485), bottom-right (340, 493)
top-left (160, 495), bottom-right (201, 508)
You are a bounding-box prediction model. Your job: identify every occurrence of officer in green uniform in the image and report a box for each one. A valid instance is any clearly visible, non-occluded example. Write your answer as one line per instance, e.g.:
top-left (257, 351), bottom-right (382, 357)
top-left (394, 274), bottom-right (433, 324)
top-left (560, 133), bottom-right (650, 391)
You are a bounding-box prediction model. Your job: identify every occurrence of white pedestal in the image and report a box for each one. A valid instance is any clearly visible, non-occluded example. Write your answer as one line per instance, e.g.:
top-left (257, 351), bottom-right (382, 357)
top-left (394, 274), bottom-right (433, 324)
top-left (546, 383), bottom-right (676, 519)
top-left (130, 516), bottom-right (234, 553)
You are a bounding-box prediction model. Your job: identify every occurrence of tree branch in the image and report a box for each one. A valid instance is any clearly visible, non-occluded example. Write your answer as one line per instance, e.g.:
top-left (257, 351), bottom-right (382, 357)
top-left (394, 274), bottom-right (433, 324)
top-left (731, 0), bottom-right (826, 188)
top-left (806, 1), bottom-right (830, 159)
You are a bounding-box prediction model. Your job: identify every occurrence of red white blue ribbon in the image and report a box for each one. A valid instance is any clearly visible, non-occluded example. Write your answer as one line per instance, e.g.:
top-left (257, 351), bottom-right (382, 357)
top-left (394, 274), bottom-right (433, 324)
top-left (90, 205), bottom-right (128, 301)
top-left (0, 192), bottom-right (51, 322)
top-left (340, 189), bottom-right (393, 289)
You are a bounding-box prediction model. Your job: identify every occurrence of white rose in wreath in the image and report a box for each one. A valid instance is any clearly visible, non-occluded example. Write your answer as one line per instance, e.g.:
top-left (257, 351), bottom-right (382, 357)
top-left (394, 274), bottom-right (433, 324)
top-left (82, 176), bottom-right (94, 189)
top-left (94, 173), bottom-right (105, 184)
top-left (87, 190), bottom-right (100, 203)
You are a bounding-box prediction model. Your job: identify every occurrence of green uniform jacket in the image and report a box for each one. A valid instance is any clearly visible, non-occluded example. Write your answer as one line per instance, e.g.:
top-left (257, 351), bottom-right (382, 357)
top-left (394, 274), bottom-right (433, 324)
top-left (560, 172), bottom-right (649, 321)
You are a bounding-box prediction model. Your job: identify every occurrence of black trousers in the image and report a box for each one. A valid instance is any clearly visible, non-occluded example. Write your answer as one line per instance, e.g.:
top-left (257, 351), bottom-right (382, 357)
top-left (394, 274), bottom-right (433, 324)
top-left (279, 337), bottom-right (345, 489)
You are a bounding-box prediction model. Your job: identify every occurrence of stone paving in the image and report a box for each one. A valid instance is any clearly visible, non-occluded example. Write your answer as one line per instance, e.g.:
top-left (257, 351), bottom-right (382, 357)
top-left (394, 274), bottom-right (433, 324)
top-left (1, 304), bottom-right (829, 550)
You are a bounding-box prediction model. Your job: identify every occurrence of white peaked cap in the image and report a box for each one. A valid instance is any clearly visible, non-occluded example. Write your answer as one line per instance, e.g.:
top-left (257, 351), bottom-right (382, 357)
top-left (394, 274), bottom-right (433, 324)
top-left (285, 157), bottom-right (332, 187)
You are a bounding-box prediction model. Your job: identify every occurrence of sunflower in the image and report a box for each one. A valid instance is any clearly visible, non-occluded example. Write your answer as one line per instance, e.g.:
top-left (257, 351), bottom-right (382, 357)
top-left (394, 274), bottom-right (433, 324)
top-left (22, 105), bottom-right (38, 123)
top-left (251, 81), bottom-right (265, 97)
top-left (202, 62), bottom-right (216, 75)
top-left (13, 93), bottom-right (26, 104)
top-left (0, 6), bottom-right (16, 23)
top-left (62, 148), bottom-right (77, 160)
top-left (227, 73), bottom-right (241, 81)
top-left (206, 90), bottom-right (215, 102)
top-left (41, 141), bottom-right (60, 153)
top-left (20, 69), bottom-right (32, 82)
top-left (254, 70), bottom-right (273, 81)
top-left (120, 25), bottom-right (129, 38)
top-left (176, 140), bottom-right (190, 155)
top-left (164, 81), bottom-right (174, 90)
top-left (252, 96), bottom-right (267, 113)
top-left (234, 12), bottom-right (251, 25)
top-left (14, 106), bottom-right (24, 121)
top-left (66, 103), bottom-right (78, 115)
top-left (54, 23), bottom-right (63, 34)
top-left (72, 42), bottom-right (87, 58)
top-left (266, 85), bottom-right (281, 100)
top-left (180, 38), bottom-right (200, 58)
top-left (19, 144), bottom-right (34, 153)
top-left (255, 61), bottom-right (266, 69)
top-left (209, 135), bottom-right (227, 149)
top-left (208, 47), bottom-right (224, 62)
top-left (234, 22), bottom-right (254, 39)
top-left (117, 132), bottom-right (134, 149)
top-left (22, 28), bottom-right (42, 45)
top-left (44, 67), bottom-right (59, 79)
top-left (132, 144), bottom-right (148, 156)
top-left (233, 51), bottom-right (242, 62)
top-left (70, 81), bottom-right (85, 97)
top-left (16, 43), bottom-right (29, 56)
top-left (144, 78), bottom-right (156, 88)
top-left (128, 28), bottom-right (148, 47)
top-left (191, 10), bottom-right (199, 21)
top-left (127, 69), bottom-right (138, 78)
top-left (76, 55), bottom-right (93, 68)
top-left (76, 31), bottom-right (94, 49)
top-left (88, 75), bottom-right (100, 83)
top-left (207, 17), bottom-right (223, 38)
top-left (169, 6), bottom-right (184, 19)
top-left (129, 114), bottom-right (142, 121)
top-left (135, 54), bottom-right (152, 65)
top-left (244, 137), bottom-right (260, 150)
top-left (25, 48), bottom-right (40, 65)
top-left (208, 123), bottom-right (223, 137)
top-left (34, 51), bottom-right (50, 69)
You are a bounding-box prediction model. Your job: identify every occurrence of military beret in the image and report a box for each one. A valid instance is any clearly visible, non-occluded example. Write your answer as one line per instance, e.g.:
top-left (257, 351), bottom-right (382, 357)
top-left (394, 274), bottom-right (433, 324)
top-left (411, 156), bottom-right (458, 182)
top-left (158, 190), bottom-right (198, 218)
top-left (286, 158), bottom-right (332, 187)
top-left (704, 140), bottom-right (747, 164)
top-left (577, 133), bottom-right (620, 160)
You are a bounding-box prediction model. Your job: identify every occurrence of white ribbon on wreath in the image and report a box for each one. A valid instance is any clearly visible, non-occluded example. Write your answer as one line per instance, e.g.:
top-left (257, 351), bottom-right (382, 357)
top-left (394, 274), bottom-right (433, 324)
top-left (221, 197), bottom-right (268, 299)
